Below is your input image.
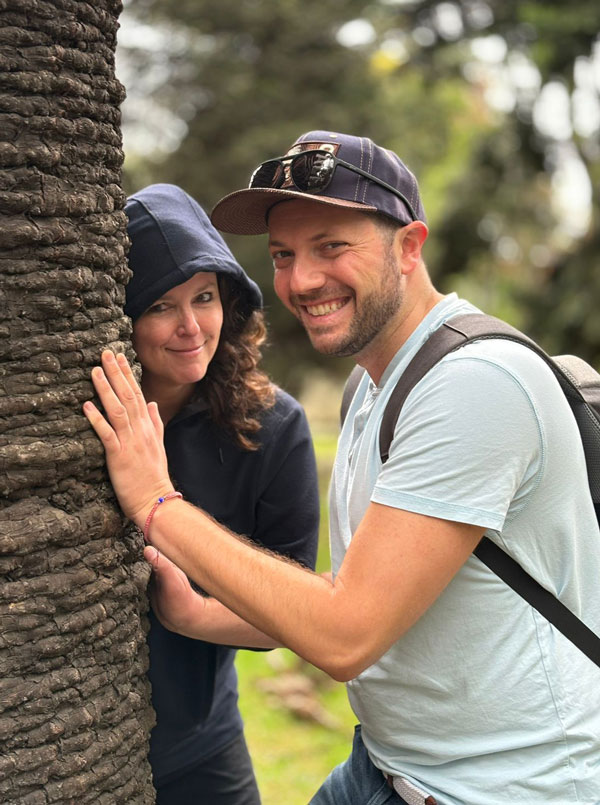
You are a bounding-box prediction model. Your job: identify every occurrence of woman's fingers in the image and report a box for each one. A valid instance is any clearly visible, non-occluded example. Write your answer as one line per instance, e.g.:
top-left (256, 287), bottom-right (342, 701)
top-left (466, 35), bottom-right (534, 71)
top-left (148, 400), bottom-right (165, 440)
top-left (144, 545), bottom-right (190, 589)
top-left (82, 399), bottom-right (120, 452)
top-left (100, 350), bottom-right (145, 424)
top-left (84, 352), bottom-right (173, 526)
top-left (144, 545), bottom-right (161, 570)
top-left (115, 352), bottom-right (148, 419)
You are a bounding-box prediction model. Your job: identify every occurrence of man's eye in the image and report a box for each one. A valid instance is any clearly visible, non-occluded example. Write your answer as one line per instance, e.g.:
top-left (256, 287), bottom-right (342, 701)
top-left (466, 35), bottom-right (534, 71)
top-left (324, 242), bottom-right (345, 250)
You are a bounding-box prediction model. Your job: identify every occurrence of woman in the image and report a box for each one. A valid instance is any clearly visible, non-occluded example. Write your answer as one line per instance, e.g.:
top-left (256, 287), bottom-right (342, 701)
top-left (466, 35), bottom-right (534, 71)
top-left (123, 184), bottom-right (319, 804)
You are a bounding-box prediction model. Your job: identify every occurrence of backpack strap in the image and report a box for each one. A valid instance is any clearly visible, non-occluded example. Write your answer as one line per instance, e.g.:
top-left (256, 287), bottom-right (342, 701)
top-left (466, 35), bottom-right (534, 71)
top-left (475, 537), bottom-right (600, 665)
top-left (340, 364), bottom-right (366, 426)
top-left (380, 313), bottom-right (537, 460)
top-left (371, 311), bottom-right (600, 668)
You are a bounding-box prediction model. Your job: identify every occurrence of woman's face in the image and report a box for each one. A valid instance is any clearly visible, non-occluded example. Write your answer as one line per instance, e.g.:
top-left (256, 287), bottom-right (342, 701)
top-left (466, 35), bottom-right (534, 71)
top-left (132, 271), bottom-right (223, 396)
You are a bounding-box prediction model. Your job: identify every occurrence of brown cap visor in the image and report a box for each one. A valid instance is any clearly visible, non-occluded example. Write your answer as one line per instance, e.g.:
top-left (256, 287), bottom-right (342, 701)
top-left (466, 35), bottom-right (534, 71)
top-left (210, 187), bottom-right (378, 235)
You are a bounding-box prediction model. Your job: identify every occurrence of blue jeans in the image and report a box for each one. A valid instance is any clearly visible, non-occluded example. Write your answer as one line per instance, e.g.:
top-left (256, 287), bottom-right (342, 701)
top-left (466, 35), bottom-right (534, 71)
top-left (309, 725), bottom-right (406, 805)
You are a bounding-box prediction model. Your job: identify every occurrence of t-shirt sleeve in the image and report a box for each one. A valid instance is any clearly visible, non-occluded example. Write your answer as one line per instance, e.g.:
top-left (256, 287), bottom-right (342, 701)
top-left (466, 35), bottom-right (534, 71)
top-left (372, 351), bottom-right (544, 530)
top-left (252, 392), bottom-right (320, 571)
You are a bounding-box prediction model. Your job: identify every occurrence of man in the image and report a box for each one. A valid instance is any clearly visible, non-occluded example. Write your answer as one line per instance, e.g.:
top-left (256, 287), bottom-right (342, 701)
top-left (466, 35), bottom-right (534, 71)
top-left (84, 131), bottom-right (600, 804)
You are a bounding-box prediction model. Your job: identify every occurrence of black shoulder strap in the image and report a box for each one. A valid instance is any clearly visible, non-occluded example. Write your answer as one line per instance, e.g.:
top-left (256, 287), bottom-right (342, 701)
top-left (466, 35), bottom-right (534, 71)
top-left (475, 537), bottom-right (600, 665)
top-left (340, 364), bottom-right (366, 426)
top-left (381, 312), bottom-right (546, 461)
top-left (376, 312), bottom-right (600, 668)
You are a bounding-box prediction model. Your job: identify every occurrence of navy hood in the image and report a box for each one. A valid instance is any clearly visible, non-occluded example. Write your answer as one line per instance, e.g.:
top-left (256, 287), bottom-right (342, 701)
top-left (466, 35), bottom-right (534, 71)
top-left (124, 183), bottom-right (263, 322)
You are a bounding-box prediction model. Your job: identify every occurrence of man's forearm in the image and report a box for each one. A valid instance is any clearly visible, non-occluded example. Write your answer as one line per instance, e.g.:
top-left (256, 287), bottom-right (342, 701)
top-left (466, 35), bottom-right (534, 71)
top-left (188, 598), bottom-right (281, 649)
top-left (148, 498), bottom-right (353, 677)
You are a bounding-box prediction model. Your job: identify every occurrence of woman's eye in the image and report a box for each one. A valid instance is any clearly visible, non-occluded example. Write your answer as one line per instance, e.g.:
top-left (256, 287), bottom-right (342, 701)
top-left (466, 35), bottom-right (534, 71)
top-left (194, 292), bottom-right (213, 303)
top-left (146, 303), bottom-right (168, 314)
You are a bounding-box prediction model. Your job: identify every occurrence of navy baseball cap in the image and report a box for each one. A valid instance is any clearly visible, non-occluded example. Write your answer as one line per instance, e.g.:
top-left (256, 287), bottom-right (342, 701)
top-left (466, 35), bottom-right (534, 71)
top-left (211, 130), bottom-right (426, 235)
top-left (124, 183), bottom-right (262, 322)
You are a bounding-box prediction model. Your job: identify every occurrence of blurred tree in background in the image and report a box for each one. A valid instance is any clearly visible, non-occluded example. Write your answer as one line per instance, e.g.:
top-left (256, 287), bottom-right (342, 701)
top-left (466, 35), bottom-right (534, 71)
top-left (384, 1), bottom-right (600, 362)
top-left (116, 0), bottom-right (600, 391)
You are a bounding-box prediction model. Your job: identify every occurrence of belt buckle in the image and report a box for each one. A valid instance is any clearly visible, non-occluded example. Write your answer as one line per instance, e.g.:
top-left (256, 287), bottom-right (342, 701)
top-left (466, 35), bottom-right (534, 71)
top-left (385, 774), bottom-right (437, 805)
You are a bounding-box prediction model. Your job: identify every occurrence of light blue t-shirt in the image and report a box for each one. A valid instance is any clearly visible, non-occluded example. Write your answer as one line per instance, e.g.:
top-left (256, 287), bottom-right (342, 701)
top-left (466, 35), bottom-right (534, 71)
top-left (330, 294), bottom-right (600, 804)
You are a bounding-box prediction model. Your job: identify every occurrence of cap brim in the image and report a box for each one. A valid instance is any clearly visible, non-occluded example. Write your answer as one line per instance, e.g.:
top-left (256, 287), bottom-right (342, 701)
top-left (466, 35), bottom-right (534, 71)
top-left (210, 187), bottom-right (378, 235)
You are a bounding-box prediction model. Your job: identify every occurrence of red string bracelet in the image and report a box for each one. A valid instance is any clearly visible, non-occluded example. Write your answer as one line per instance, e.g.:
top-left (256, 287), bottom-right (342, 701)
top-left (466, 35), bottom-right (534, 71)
top-left (143, 491), bottom-right (183, 542)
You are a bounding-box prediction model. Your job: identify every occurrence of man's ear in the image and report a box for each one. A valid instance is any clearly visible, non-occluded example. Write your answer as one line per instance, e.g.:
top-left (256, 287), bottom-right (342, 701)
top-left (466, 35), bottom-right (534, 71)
top-left (395, 221), bottom-right (428, 275)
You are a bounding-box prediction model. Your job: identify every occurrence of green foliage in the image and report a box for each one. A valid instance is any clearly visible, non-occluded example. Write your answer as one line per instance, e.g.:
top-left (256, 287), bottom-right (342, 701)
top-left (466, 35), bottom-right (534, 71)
top-left (119, 0), bottom-right (600, 391)
top-left (372, 0), bottom-right (600, 365)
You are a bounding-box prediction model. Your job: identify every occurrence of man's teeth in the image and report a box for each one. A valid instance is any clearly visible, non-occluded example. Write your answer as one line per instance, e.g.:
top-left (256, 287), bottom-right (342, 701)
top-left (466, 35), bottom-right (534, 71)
top-left (306, 300), bottom-right (345, 317)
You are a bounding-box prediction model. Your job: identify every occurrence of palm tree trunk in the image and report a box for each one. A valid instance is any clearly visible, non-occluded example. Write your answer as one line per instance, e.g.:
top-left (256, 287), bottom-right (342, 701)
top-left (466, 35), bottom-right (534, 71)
top-left (0, 1), bottom-right (156, 802)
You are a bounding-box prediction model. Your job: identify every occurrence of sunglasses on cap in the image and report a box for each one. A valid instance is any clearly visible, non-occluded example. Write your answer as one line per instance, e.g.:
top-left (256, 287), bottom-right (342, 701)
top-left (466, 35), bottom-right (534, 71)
top-left (249, 149), bottom-right (419, 222)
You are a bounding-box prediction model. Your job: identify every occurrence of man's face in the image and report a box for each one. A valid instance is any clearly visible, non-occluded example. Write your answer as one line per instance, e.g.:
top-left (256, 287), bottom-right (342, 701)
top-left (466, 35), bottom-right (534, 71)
top-left (268, 200), bottom-right (404, 358)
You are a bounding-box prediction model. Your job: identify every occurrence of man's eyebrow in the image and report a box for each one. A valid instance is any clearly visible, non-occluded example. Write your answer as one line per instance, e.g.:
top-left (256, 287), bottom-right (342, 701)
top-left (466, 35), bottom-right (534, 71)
top-left (269, 232), bottom-right (331, 247)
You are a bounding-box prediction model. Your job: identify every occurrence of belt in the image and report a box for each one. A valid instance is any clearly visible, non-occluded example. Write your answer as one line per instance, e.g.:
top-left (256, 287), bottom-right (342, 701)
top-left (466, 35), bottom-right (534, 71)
top-left (385, 774), bottom-right (438, 805)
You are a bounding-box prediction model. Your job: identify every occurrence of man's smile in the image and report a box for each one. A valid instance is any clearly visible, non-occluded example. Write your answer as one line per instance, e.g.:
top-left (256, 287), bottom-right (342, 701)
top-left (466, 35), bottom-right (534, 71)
top-left (305, 298), bottom-right (349, 318)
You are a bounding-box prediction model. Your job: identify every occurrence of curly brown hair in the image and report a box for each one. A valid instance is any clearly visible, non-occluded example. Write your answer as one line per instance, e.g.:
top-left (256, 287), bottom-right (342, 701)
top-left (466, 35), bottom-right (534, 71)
top-left (200, 276), bottom-right (276, 451)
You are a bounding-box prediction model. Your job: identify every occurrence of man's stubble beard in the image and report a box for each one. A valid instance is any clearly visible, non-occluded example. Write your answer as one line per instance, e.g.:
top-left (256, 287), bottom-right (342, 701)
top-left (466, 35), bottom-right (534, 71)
top-left (313, 248), bottom-right (404, 359)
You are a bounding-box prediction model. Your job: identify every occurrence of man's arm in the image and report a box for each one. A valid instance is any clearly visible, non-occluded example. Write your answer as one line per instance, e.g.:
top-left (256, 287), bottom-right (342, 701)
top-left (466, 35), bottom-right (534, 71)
top-left (84, 351), bottom-right (483, 681)
top-left (147, 496), bottom-right (482, 680)
top-left (145, 547), bottom-right (279, 648)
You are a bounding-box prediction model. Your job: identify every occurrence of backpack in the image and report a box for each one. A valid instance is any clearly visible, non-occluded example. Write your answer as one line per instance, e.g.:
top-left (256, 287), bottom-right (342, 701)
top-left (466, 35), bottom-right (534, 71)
top-left (340, 313), bottom-right (600, 666)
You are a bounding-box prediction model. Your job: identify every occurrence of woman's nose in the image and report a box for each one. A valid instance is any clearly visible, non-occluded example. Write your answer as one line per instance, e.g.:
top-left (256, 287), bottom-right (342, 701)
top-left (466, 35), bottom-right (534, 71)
top-left (177, 308), bottom-right (201, 336)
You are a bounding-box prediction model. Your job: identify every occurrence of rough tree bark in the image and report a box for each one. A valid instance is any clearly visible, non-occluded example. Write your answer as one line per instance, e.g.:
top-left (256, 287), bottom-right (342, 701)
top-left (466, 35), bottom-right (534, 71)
top-left (0, 1), bottom-right (156, 802)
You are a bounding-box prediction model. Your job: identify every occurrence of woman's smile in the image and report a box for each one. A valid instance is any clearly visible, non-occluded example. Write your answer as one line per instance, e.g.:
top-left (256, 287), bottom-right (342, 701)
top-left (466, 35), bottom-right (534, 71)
top-left (167, 342), bottom-right (207, 355)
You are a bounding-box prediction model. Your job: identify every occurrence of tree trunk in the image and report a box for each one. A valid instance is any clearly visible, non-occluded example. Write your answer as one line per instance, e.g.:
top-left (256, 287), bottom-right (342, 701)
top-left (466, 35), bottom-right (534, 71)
top-left (0, 1), bottom-right (156, 802)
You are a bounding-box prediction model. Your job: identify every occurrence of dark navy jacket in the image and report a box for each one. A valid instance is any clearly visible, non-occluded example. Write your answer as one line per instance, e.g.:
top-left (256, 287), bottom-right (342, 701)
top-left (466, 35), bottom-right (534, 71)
top-left (147, 389), bottom-right (319, 783)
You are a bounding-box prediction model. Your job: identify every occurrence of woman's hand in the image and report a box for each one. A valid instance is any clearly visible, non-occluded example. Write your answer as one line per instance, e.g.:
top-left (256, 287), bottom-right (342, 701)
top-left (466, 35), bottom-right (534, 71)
top-left (83, 350), bottom-right (174, 529)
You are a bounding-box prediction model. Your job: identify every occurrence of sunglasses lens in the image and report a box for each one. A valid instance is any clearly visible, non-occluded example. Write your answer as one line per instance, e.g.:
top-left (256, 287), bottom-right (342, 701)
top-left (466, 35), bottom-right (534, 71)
top-left (250, 160), bottom-right (285, 188)
top-left (250, 152), bottom-right (336, 193)
top-left (290, 152), bottom-right (335, 192)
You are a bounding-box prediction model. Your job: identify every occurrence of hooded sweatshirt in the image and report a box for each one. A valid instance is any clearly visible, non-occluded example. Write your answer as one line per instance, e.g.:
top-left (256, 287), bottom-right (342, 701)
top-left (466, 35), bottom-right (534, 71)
top-left (124, 183), bottom-right (262, 322)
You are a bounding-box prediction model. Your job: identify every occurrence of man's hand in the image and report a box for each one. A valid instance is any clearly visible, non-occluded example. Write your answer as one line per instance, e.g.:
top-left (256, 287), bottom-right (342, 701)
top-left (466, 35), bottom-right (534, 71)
top-left (83, 350), bottom-right (174, 529)
top-left (144, 546), bottom-right (209, 637)
top-left (144, 546), bottom-right (280, 648)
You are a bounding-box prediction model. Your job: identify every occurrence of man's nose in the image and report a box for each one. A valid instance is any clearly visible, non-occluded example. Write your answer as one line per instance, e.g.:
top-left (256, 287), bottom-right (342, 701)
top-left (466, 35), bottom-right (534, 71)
top-left (288, 257), bottom-right (327, 296)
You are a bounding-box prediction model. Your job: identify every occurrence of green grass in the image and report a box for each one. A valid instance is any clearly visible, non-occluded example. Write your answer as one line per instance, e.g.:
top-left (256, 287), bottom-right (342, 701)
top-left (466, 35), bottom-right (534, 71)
top-left (236, 650), bottom-right (355, 803)
top-left (235, 427), bottom-right (355, 803)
